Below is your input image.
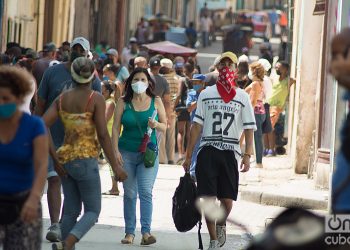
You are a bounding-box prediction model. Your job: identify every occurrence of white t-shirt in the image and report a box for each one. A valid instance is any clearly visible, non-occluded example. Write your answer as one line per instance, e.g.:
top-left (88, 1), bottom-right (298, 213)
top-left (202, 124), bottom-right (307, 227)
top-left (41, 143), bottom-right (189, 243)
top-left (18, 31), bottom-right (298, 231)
top-left (193, 86), bottom-right (257, 158)
top-left (200, 17), bottom-right (212, 32)
top-left (263, 75), bottom-right (273, 102)
top-left (20, 78), bottom-right (36, 114)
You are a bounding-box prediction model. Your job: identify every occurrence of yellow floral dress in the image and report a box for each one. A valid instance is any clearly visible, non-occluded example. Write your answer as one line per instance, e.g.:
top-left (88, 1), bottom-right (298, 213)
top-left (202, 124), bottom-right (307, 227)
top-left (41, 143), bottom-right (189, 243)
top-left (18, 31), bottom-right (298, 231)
top-left (56, 94), bottom-right (99, 164)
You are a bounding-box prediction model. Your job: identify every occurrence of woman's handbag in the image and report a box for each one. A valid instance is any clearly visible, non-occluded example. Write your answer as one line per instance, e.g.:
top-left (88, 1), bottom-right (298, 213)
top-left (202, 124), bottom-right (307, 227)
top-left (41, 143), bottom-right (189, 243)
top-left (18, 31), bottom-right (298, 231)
top-left (129, 103), bottom-right (158, 168)
top-left (144, 141), bottom-right (158, 168)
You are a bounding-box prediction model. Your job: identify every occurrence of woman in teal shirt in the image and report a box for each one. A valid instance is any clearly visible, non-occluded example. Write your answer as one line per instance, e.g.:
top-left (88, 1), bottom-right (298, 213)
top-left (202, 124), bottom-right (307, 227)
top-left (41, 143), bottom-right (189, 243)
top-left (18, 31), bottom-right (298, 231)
top-left (112, 67), bottom-right (166, 245)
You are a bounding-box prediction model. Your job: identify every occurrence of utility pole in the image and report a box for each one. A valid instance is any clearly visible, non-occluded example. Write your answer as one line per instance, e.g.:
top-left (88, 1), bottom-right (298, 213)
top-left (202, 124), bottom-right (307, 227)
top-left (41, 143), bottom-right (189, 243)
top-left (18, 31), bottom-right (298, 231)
top-left (116, 0), bottom-right (126, 54)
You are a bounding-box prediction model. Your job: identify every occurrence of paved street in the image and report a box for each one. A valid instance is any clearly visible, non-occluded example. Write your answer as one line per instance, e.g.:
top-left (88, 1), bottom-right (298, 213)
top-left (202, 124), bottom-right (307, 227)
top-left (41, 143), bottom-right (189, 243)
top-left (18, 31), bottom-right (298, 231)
top-left (41, 164), bottom-right (285, 250)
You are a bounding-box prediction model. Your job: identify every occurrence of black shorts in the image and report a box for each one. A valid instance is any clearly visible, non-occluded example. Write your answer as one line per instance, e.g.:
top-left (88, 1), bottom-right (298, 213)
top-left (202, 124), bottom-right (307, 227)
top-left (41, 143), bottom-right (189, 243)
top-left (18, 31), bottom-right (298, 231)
top-left (195, 146), bottom-right (239, 200)
top-left (262, 103), bottom-right (273, 134)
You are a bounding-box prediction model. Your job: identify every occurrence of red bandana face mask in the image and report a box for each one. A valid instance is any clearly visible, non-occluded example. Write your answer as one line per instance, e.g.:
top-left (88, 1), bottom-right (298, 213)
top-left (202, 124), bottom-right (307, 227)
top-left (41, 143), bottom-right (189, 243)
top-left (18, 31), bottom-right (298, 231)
top-left (216, 66), bottom-right (237, 103)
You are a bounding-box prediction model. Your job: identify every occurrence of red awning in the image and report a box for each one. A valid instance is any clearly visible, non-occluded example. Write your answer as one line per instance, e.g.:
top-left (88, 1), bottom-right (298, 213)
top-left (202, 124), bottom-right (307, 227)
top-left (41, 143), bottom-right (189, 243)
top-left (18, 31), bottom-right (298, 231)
top-left (142, 41), bottom-right (197, 57)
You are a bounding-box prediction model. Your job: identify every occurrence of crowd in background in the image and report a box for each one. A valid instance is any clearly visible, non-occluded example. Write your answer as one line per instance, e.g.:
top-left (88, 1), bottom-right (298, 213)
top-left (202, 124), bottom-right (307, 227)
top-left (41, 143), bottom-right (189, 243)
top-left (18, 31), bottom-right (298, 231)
top-left (0, 22), bottom-right (294, 248)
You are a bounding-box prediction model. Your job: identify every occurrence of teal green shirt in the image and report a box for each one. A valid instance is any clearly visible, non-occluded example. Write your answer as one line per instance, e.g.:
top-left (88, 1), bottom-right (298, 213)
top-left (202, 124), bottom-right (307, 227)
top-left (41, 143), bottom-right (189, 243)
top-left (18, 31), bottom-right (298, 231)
top-left (119, 98), bottom-right (158, 152)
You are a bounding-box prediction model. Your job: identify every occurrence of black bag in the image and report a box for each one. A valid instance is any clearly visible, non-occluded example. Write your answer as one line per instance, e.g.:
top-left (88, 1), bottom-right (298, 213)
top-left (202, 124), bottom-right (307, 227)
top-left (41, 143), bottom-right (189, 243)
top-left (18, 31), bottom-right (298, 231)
top-left (0, 192), bottom-right (29, 225)
top-left (172, 173), bottom-right (203, 249)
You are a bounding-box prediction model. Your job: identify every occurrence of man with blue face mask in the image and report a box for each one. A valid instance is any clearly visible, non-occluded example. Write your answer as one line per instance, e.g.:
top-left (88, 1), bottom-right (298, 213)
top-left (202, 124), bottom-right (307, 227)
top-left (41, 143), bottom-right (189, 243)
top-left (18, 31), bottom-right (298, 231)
top-left (35, 37), bottom-right (101, 242)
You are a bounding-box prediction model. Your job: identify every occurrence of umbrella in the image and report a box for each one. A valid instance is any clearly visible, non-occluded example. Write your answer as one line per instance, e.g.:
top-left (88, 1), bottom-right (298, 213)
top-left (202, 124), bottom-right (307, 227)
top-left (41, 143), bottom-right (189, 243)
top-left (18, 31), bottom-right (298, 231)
top-left (142, 41), bottom-right (197, 57)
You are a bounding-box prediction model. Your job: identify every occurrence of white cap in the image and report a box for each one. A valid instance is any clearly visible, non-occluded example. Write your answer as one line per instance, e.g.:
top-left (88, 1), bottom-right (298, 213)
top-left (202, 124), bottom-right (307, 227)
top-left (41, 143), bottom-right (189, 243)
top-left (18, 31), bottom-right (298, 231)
top-left (106, 48), bottom-right (118, 56)
top-left (238, 55), bottom-right (249, 64)
top-left (70, 37), bottom-right (90, 52)
top-left (160, 58), bottom-right (173, 69)
top-left (258, 58), bottom-right (271, 71)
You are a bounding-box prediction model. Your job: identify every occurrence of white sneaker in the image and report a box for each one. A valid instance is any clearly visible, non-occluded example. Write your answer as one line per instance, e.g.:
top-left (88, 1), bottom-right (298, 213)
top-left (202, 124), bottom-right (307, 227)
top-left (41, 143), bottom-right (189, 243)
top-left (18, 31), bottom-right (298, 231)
top-left (216, 224), bottom-right (226, 247)
top-left (207, 240), bottom-right (220, 249)
top-left (46, 223), bottom-right (61, 242)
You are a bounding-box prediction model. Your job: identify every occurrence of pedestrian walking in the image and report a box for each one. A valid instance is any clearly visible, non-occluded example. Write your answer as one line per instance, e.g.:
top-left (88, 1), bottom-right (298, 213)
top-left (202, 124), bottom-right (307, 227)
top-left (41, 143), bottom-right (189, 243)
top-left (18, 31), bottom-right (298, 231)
top-left (245, 62), bottom-right (266, 168)
top-left (268, 7), bottom-right (279, 37)
top-left (237, 55), bottom-right (250, 89)
top-left (121, 38), bottom-right (139, 68)
top-left (185, 22), bottom-right (198, 48)
top-left (159, 58), bottom-right (180, 164)
top-left (32, 42), bottom-right (56, 85)
top-left (265, 61), bottom-right (295, 157)
top-left (0, 66), bottom-right (48, 250)
top-left (35, 36), bottom-right (102, 242)
top-left (111, 67), bottom-right (167, 245)
top-left (43, 57), bottom-right (127, 250)
top-left (329, 28), bottom-right (350, 213)
top-left (200, 13), bottom-right (213, 48)
top-left (175, 62), bottom-right (193, 163)
top-left (186, 73), bottom-right (206, 180)
top-left (101, 80), bottom-right (120, 196)
top-left (183, 52), bottom-right (256, 249)
top-left (258, 59), bottom-right (273, 156)
top-left (105, 48), bottom-right (130, 83)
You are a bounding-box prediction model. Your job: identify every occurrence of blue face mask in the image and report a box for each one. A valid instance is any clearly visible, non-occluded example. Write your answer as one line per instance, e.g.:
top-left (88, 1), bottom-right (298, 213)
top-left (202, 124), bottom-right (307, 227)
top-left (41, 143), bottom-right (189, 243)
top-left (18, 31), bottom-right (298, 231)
top-left (102, 76), bottom-right (109, 81)
top-left (0, 103), bottom-right (17, 119)
top-left (193, 84), bottom-right (202, 92)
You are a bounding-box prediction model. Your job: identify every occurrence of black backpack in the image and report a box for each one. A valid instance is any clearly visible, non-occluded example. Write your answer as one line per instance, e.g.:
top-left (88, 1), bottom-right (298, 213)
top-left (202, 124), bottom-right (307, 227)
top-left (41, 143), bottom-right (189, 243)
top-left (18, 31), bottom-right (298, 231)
top-left (172, 173), bottom-right (203, 249)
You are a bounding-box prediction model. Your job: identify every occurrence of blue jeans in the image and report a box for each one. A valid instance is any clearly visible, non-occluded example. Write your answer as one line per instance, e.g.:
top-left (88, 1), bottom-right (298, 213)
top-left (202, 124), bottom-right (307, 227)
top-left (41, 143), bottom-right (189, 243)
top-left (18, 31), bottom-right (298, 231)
top-left (254, 113), bottom-right (266, 164)
top-left (120, 149), bottom-right (159, 235)
top-left (61, 158), bottom-right (101, 240)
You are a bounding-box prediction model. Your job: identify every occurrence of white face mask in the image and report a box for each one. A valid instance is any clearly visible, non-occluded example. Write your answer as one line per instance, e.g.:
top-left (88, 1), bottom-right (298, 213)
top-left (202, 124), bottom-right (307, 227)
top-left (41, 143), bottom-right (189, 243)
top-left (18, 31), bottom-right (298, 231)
top-left (131, 81), bottom-right (148, 94)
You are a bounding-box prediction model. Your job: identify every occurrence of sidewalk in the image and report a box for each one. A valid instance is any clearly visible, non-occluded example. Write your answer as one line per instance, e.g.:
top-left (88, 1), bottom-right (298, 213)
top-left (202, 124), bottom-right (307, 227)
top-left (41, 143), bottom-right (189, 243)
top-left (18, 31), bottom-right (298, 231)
top-left (239, 155), bottom-right (329, 210)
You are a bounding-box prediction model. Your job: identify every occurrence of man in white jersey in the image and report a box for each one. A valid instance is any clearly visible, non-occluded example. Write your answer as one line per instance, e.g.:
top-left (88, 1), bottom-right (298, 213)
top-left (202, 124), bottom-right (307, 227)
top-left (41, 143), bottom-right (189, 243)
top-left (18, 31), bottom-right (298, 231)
top-left (183, 52), bottom-right (256, 249)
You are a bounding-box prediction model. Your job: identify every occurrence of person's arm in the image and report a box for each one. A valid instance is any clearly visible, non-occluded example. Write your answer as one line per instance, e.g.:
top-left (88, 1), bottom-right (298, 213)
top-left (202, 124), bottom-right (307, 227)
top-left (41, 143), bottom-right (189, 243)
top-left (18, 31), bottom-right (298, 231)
top-left (183, 122), bottom-right (202, 172)
top-left (149, 97), bottom-right (167, 133)
top-left (162, 93), bottom-right (172, 115)
top-left (288, 77), bottom-right (296, 89)
top-left (240, 129), bottom-right (254, 172)
top-left (94, 94), bottom-right (127, 182)
top-left (183, 92), bottom-right (205, 171)
top-left (111, 97), bottom-right (125, 167)
top-left (21, 122), bottom-right (48, 223)
top-left (42, 98), bottom-right (67, 177)
top-left (34, 69), bottom-right (51, 116)
top-left (105, 100), bottom-right (116, 122)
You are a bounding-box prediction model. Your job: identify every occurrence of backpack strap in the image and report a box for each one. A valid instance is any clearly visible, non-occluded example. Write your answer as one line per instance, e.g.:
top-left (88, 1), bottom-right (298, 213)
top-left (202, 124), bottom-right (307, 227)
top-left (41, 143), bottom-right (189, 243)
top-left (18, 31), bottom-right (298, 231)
top-left (198, 220), bottom-right (203, 250)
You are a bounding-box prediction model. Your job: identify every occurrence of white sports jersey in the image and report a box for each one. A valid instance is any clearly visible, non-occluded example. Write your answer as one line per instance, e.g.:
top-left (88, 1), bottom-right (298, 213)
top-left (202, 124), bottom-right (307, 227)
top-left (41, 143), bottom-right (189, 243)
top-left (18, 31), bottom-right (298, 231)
top-left (193, 85), bottom-right (257, 157)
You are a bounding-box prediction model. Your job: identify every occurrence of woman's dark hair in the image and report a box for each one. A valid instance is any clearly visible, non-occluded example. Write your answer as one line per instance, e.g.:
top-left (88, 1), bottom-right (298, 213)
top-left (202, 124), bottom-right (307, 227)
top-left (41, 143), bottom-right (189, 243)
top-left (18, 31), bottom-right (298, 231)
top-left (101, 80), bottom-right (114, 95)
top-left (123, 67), bottom-right (155, 103)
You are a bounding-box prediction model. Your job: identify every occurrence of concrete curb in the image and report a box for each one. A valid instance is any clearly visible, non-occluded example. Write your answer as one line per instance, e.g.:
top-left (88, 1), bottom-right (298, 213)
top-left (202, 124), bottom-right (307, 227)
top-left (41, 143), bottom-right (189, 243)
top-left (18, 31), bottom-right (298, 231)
top-left (240, 190), bottom-right (328, 210)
